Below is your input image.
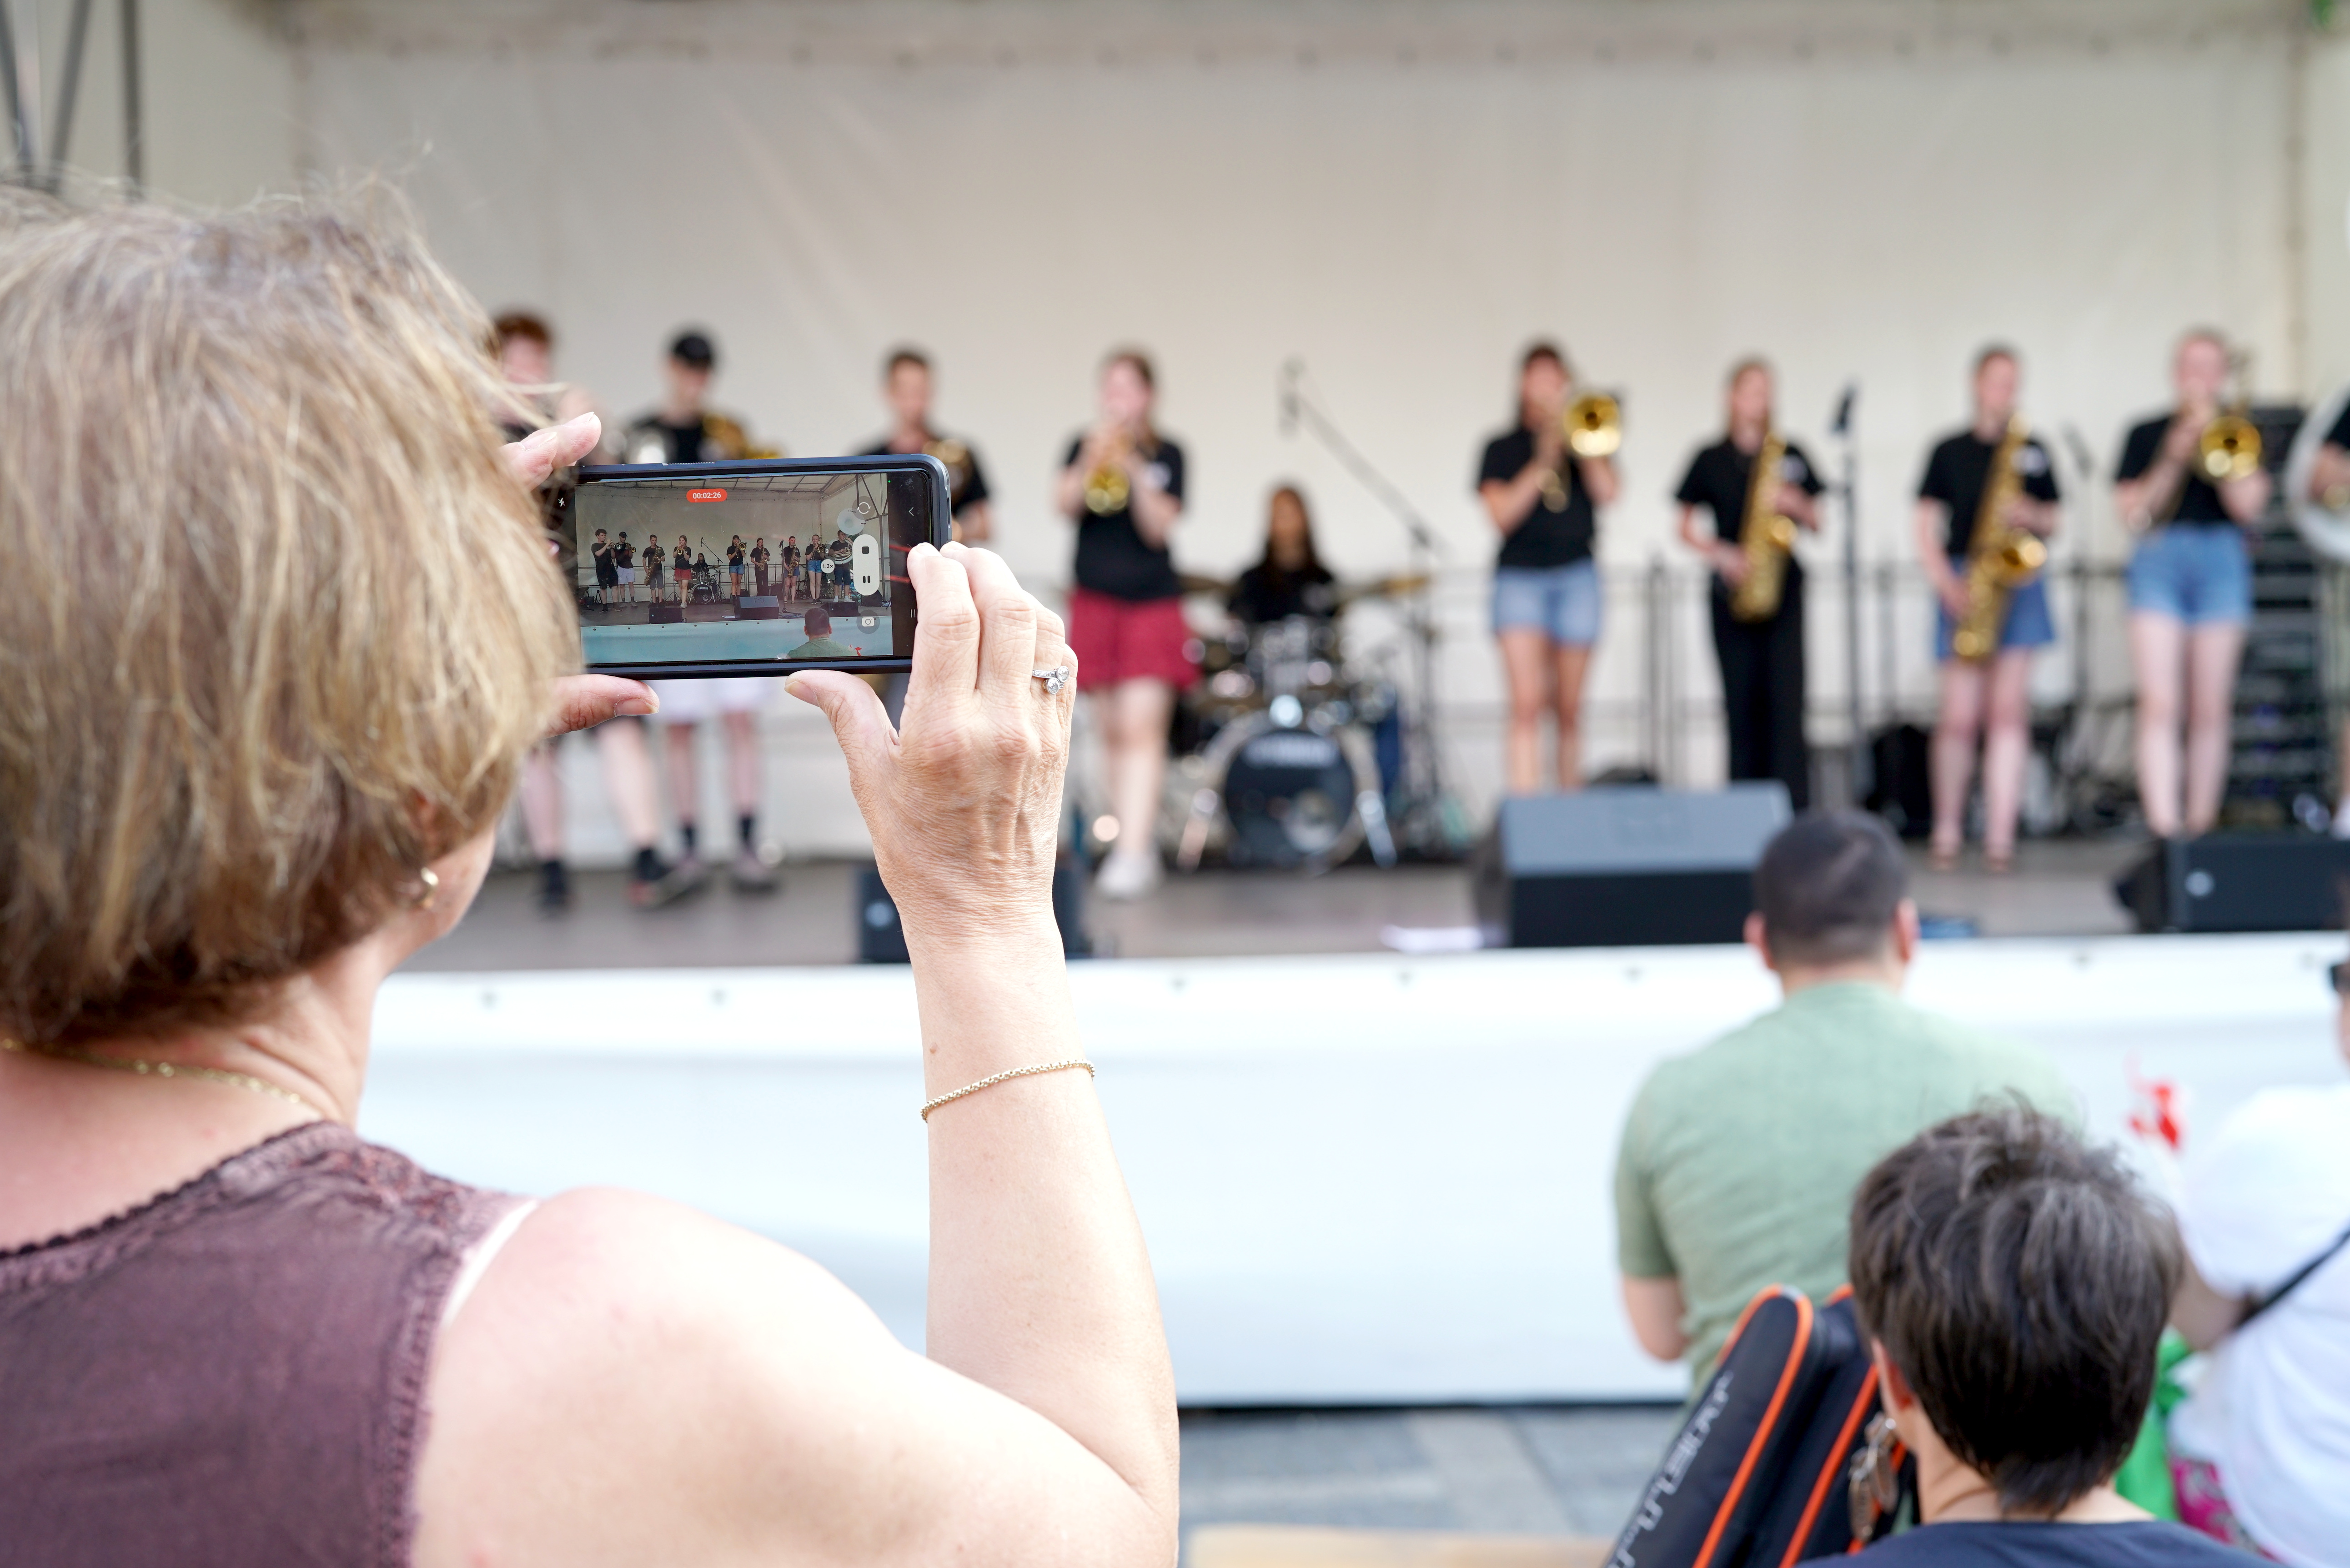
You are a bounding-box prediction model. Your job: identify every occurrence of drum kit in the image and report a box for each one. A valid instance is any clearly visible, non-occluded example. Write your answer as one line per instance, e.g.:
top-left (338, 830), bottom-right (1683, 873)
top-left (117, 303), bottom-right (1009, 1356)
top-left (1163, 573), bottom-right (1428, 874)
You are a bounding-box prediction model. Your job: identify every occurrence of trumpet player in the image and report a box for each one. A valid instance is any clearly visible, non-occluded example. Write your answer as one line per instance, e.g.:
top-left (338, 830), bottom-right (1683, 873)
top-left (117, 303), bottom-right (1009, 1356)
top-left (1913, 347), bottom-right (2060, 872)
top-left (1477, 342), bottom-right (1620, 795)
top-left (2114, 329), bottom-right (2271, 839)
top-left (1054, 348), bottom-right (1191, 900)
top-left (1674, 358), bottom-right (1826, 809)
top-left (859, 347), bottom-right (994, 544)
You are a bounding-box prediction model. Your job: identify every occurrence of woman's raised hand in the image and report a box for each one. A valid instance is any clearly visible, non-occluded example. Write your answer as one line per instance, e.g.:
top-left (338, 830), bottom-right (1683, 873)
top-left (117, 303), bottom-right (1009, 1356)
top-left (788, 543), bottom-right (1075, 943)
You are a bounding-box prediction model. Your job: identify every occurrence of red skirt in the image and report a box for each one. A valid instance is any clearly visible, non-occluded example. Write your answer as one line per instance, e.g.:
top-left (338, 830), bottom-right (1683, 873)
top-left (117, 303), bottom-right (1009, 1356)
top-left (1066, 588), bottom-right (1198, 693)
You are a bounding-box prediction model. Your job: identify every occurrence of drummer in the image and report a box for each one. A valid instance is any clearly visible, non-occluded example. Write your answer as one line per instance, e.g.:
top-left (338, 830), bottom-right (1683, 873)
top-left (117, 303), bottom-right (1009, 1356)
top-left (1228, 484), bottom-right (1339, 626)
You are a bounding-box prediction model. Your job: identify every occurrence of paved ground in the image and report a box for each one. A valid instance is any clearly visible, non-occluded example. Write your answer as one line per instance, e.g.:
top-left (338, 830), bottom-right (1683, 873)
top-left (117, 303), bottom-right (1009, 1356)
top-left (1177, 1405), bottom-right (1681, 1563)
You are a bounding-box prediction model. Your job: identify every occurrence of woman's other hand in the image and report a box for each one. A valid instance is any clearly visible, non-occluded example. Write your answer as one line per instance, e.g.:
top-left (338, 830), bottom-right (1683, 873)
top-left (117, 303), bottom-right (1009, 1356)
top-left (787, 543), bottom-right (1073, 942)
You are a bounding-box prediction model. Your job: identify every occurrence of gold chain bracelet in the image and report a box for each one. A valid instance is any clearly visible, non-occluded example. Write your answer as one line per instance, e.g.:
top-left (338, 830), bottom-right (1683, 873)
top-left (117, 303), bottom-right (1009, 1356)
top-left (920, 1058), bottom-right (1095, 1122)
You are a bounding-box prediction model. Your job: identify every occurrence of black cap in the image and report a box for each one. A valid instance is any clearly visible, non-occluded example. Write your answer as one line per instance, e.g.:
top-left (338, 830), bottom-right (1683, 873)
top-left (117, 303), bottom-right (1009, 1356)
top-left (669, 330), bottom-right (716, 370)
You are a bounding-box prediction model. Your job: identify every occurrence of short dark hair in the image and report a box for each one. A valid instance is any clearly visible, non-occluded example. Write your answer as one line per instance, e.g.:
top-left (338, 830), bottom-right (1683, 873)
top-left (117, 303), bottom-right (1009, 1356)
top-left (669, 330), bottom-right (716, 370)
top-left (884, 346), bottom-right (930, 377)
top-left (1849, 1106), bottom-right (2181, 1516)
top-left (1753, 810), bottom-right (1907, 965)
top-left (492, 311), bottom-right (552, 352)
top-left (1520, 340), bottom-right (1567, 377)
top-left (803, 604), bottom-right (833, 637)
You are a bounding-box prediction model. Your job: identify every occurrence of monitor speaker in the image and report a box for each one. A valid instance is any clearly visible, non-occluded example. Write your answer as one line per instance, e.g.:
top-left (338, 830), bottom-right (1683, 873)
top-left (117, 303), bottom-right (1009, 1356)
top-left (646, 604), bottom-right (683, 624)
top-left (1474, 784), bottom-right (1793, 949)
top-left (858, 862), bottom-right (1092, 963)
top-left (2113, 834), bottom-right (2350, 933)
top-left (737, 594), bottom-right (781, 620)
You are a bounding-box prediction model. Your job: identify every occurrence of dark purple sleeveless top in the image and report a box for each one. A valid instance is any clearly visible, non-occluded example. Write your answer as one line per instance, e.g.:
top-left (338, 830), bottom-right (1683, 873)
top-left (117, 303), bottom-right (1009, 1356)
top-left (0, 1123), bottom-right (516, 1568)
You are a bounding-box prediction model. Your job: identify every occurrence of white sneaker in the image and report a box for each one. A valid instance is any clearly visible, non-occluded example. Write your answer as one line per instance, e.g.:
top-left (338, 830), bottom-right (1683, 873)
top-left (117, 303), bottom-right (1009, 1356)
top-left (1094, 849), bottom-right (1163, 902)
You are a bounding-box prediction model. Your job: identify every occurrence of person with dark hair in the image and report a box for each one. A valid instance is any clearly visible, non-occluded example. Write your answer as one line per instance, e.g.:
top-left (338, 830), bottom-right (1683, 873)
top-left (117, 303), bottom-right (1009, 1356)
top-left (787, 603), bottom-right (854, 660)
top-left (1054, 348), bottom-right (1192, 901)
top-left (590, 527), bottom-right (617, 605)
top-left (1229, 485), bottom-right (1337, 626)
top-left (1913, 347), bottom-right (2061, 872)
top-left (1613, 810), bottom-right (2072, 1386)
top-left (1846, 1108), bottom-right (2241, 1562)
top-left (860, 347), bottom-right (995, 544)
top-left (1477, 341), bottom-right (1619, 794)
top-left (751, 535), bottom-right (770, 597)
top-left (620, 330), bottom-right (768, 466)
top-left (1673, 358), bottom-right (1825, 809)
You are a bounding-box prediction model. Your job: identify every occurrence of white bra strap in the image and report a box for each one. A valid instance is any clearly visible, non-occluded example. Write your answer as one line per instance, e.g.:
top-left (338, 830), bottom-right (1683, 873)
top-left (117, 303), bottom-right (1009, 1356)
top-left (439, 1199), bottom-right (540, 1333)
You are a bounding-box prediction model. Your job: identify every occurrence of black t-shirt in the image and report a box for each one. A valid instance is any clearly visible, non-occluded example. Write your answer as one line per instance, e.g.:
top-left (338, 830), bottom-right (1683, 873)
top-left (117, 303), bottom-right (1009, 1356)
top-left (1477, 425), bottom-right (1597, 569)
top-left (592, 539), bottom-right (616, 579)
top-left (614, 543), bottom-right (635, 569)
top-left (1854, 1520), bottom-right (2253, 1568)
top-left (727, 543), bottom-right (745, 568)
top-left (643, 543), bottom-right (665, 568)
top-left (624, 412), bottom-right (753, 465)
top-left (1919, 428), bottom-right (2062, 556)
top-left (859, 434), bottom-right (993, 518)
top-left (752, 544), bottom-right (769, 564)
top-left (1063, 434), bottom-right (1187, 601)
top-left (1675, 436), bottom-right (1826, 590)
top-left (1229, 561), bottom-right (1339, 624)
top-left (2115, 414), bottom-right (2232, 524)
top-left (2325, 399), bottom-right (2350, 452)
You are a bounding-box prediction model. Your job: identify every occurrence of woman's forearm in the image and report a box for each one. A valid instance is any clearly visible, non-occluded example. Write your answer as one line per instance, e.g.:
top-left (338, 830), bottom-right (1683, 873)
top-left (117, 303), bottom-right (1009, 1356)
top-left (910, 923), bottom-right (1177, 1518)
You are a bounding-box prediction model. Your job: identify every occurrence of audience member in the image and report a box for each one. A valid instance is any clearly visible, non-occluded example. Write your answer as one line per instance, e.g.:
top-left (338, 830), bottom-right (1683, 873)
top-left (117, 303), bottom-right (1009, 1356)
top-left (0, 193), bottom-right (1175, 1566)
top-left (1613, 810), bottom-right (2074, 1386)
top-left (1846, 1107), bottom-right (2243, 1563)
top-left (2160, 970), bottom-right (2350, 1563)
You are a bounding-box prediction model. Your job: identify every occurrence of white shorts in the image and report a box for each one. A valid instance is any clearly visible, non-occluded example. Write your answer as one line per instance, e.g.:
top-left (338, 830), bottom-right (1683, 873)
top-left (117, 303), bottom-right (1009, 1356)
top-left (617, 567), bottom-right (637, 584)
top-left (649, 676), bottom-right (779, 724)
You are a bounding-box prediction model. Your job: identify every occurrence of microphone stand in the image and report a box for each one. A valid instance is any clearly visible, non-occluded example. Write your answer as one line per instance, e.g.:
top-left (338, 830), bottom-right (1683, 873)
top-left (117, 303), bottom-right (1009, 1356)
top-left (1832, 384), bottom-right (1866, 806)
top-left (1279, 357), bottom-right (1461, 855)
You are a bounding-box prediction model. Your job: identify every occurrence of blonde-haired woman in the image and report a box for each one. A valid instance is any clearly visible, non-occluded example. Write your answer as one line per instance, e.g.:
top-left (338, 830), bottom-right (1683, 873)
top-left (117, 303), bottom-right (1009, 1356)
top-left (0, 194), bottom-right (1174, 1566)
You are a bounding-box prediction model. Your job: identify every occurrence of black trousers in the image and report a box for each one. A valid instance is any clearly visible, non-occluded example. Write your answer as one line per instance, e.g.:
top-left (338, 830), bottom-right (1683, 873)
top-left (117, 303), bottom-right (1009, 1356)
top-left (1709, 572), bottom-right (1810, 810)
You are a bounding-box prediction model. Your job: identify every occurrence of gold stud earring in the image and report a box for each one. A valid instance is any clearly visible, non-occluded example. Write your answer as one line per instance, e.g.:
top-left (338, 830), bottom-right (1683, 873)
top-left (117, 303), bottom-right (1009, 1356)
top-left (414, 866), bottom-right (440, 911)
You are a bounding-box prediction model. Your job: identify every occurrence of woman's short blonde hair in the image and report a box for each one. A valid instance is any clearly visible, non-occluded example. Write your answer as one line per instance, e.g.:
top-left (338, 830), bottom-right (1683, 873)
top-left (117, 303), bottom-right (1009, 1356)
top-left (0, 189), bottom-right (573, 1045)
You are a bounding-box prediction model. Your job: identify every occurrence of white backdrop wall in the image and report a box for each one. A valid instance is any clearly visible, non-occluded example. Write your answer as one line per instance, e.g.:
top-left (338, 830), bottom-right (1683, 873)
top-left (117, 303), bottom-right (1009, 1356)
top-left (58, 1), bottom-right (2344, 854)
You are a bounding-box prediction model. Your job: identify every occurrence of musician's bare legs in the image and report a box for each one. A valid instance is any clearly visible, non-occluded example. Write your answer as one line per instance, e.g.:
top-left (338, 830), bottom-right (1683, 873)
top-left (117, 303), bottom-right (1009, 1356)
top-left (1500, 630), bottom-right (1551, 794)
top-left (2131, 613), bottom-right (2187, 837)
top-left (1100, 678), bottom-right (1174, 885)
top-left (1929, 651), bottom-right (2031, 869)
top-left (2184, 623), bottom-right (2245, 835)
top-left (1552, 643), bottom-right (1591, 792)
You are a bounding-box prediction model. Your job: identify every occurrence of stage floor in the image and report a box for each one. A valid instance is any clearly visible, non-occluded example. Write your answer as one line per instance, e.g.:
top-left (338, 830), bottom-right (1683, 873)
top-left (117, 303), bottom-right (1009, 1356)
top-left (408, 837), bottom-right (2148, 973)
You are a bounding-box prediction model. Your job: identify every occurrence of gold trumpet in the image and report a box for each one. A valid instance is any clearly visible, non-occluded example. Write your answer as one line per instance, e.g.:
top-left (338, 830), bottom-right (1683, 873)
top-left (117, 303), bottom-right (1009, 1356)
top-left (1082, 433), bottom-right (1132, 516)
top-left (2197, 411), bottom-right (2261, 483)
top-left (1562, 393), bottom-right (1622, 460)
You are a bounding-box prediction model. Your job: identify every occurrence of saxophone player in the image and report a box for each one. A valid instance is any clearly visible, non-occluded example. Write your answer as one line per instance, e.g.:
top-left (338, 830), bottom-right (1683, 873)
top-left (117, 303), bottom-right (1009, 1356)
top-left (2114, 329), bottom-right (2271, 839)
top-left (857, 347), bottom-right (994, 544)
top-left (1674, 358), bottom-right (1826, 809)
top-left (1913, 347), bottom-right (2060, 872)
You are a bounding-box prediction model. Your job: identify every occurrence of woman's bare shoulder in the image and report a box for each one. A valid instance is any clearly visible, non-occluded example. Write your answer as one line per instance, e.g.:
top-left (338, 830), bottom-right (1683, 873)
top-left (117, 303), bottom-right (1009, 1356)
top-left (412, 1188), bottom-right (1163, 1568)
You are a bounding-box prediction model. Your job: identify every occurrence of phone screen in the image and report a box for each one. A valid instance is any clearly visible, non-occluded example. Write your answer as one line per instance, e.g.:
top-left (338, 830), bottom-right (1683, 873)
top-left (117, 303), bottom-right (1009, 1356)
top-left (567, 457), bottom-right (944, 676)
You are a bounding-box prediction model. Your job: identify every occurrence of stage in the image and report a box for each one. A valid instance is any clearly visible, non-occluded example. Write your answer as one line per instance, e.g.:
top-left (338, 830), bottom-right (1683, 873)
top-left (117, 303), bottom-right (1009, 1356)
top-left (377, 844), bottom-right (2340, 1405)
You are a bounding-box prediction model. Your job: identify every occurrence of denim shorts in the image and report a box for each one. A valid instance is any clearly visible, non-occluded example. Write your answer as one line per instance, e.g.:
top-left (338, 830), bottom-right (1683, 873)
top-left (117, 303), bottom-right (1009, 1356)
top-left (2126, 524), bottom-right (2250, 626)
top-left (1491, 560), bottom-right (1602, 648)
top-left (1934, 560), bottom-right (2055, 662)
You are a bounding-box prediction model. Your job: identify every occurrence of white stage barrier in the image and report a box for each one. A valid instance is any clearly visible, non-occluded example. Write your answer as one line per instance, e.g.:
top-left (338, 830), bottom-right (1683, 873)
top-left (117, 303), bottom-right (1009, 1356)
top-left (364, 934), bottom-right (2346, 1405)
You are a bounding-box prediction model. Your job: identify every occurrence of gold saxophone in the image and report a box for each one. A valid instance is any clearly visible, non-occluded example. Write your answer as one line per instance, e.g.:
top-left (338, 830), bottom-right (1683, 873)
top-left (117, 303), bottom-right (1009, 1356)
top-left (1730, 429), bottom-right (1800, 623)
top-left (1949, 416), bottom-right (2049, 663)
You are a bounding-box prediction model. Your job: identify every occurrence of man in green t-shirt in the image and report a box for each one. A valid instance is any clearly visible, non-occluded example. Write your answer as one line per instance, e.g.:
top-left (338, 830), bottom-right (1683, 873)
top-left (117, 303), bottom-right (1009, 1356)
top-left (1613, 810), bottom-right (2074, 1389)
top-left (785, 604), bottom-right (854, 661)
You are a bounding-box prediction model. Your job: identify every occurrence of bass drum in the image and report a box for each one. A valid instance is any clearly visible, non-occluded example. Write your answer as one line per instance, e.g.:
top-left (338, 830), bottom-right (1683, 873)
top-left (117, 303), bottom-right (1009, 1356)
top-left (2289, 380), bottom-right (2350, 564)
top-left (1174, 712), bottom-right (1386, 874)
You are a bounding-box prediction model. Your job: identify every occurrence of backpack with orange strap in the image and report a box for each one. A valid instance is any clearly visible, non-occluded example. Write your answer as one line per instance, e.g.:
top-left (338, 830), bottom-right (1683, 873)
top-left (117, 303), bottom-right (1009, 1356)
top-left (1606, 1285), bottom-right (1913, 1568)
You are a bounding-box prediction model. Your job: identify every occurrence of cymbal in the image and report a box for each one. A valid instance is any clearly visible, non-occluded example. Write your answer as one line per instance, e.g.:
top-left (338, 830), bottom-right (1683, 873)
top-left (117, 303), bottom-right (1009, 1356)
top-left (1332, 572), bottom-right (1432, 605)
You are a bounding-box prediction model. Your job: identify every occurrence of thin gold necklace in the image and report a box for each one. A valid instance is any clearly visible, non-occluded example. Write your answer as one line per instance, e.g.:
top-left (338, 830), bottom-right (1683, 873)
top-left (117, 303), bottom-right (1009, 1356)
top-left (1, 1036), bottom-right (326, 1119)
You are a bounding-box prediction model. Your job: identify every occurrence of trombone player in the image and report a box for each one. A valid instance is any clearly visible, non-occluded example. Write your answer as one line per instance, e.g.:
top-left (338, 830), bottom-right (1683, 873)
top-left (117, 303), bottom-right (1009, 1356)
top-left (1476, 342), bottom-right (1621, 794)
top-left (1673, 357), bottom-right (1826, 809)
top-left (2114, 328), bottom-right (2271, 839)
top-left (1912, 347), bottom-right (2060, 873)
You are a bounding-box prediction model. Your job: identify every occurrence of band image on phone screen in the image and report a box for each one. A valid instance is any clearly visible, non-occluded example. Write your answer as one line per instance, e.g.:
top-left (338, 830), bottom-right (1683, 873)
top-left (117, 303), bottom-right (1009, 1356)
top-left (569, 459), bottom-right (939, 673)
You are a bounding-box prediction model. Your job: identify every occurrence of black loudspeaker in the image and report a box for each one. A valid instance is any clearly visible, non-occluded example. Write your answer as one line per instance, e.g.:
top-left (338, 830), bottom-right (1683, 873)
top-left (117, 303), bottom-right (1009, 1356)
top-left (737, 594), bottom-right (781, 620)
top-left (857, 863), bottom-right (1092, 963)
top-left (2114, 834), bottom-right (2350, 933)
top-left (1474, 784), bottom-right (1792, 949)
top-left (646, 604), bottom-right (683, 624)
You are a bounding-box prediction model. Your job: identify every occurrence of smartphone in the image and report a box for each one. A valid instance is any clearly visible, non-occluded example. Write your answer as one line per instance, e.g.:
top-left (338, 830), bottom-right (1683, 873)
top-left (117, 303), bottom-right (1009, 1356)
top-left (563, 454), bottom-right (949, 677)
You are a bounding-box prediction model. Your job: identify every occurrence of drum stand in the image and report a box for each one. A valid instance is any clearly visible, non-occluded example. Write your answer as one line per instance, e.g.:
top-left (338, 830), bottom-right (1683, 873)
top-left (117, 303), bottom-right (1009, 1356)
top-left (1279, 359), bottom-right (1465, 858)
